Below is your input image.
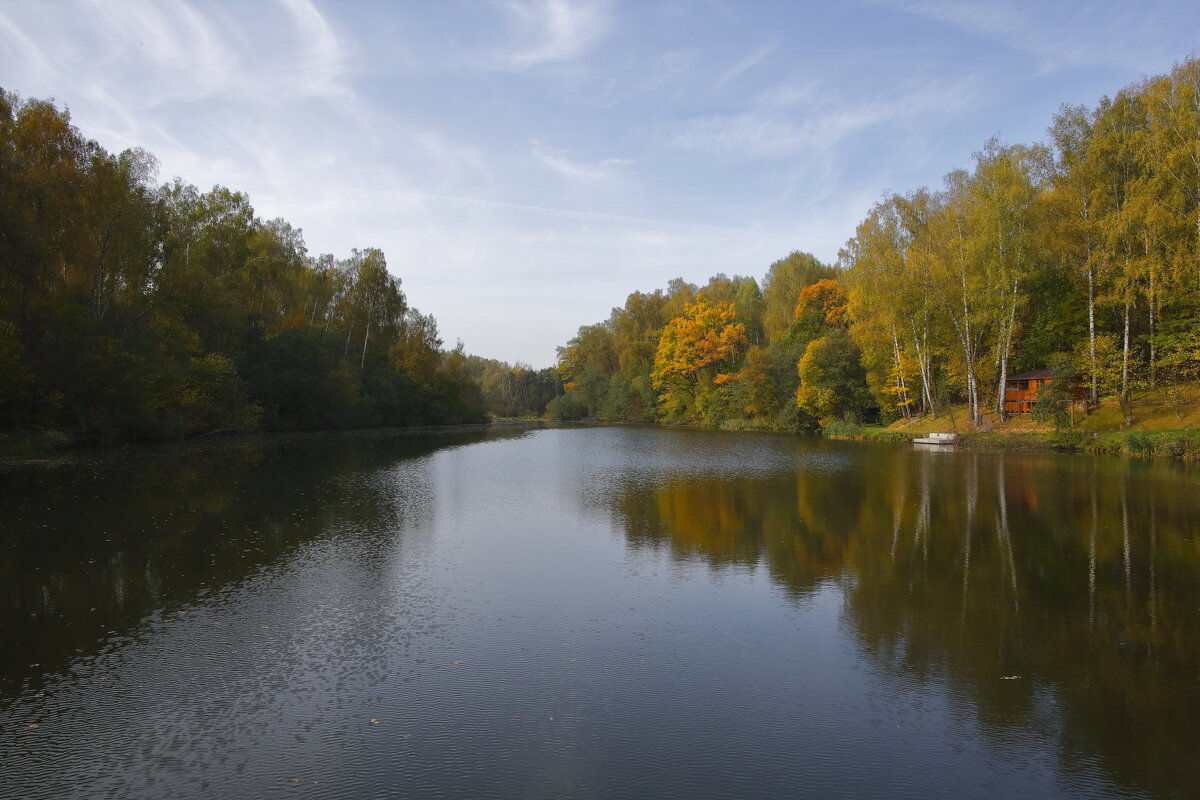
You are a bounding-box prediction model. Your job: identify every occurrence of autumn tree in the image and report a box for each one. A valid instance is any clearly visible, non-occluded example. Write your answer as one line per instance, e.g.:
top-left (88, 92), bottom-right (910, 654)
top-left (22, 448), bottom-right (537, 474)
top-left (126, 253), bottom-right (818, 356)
top-left (1048, 104), bottom-right (1106, 404)
top-left (1091, 89), bottom-right (1150, 424)
top-left (795, 329), bottom-right (875, 424)
top-left (761, 251), bottom-right (835, 340)
top-left (842, 194), bottom-right (935, 421)
top-left (389, 308), bottom-right (442, 387)
top-left (0, 89), bottom-right (487, 442)
top-left (651, 295), bottom-right (748, 422)
top-left (966, 137), bottom-right (1050, 419)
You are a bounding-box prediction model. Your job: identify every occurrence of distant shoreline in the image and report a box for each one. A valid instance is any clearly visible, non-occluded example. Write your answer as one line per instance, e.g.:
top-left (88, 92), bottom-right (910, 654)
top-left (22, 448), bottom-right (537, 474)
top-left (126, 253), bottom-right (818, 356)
top-left (0, 419), bottom-right (552, 464)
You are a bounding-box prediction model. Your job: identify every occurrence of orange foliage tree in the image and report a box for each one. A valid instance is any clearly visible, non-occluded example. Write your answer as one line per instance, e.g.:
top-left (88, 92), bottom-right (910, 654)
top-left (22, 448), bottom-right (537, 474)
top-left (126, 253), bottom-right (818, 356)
top-left (795, 278), bottom-right (849, 327)
top-left (651, 295), bottom-right (748, 421)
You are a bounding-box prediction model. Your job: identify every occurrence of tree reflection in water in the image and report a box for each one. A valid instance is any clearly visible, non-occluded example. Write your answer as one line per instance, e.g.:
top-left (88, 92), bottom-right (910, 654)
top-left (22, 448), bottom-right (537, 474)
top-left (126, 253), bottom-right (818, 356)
top-left (605, 446), bottom-right (1200, 799)
top-left (0, 427), bottom-right (527, 696)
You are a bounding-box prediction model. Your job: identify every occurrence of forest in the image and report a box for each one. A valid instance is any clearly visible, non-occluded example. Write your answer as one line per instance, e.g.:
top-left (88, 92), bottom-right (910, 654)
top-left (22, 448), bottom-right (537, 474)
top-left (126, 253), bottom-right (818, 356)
top-left (0, 88), bottom-right (517, 445)
top-left (3, 57), bottom-right (1199, 446)
top-left (552, 58), bottom-right (1200, 433)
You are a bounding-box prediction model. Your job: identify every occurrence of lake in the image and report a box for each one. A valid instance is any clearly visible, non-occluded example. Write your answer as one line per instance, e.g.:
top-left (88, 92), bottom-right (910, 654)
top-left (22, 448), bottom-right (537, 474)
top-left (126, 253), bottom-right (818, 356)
top-left (1, 425), bottom-right (1198, 799)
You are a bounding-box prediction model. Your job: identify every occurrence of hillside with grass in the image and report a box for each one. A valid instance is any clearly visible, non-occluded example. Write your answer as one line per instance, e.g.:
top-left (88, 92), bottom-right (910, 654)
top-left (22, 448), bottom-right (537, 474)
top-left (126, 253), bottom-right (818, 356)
top-left (825, 382), bottom-right (1200, 459)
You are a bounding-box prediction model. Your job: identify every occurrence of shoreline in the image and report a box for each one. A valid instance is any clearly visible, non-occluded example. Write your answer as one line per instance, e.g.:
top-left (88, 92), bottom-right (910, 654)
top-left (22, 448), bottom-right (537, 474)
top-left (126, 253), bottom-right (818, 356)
top-left (822, 426), bottom-right (1200, 461)
top-left (7, 416), bottom-right (1199, 463)
top-left (0, 418), bottom-right (553, 465)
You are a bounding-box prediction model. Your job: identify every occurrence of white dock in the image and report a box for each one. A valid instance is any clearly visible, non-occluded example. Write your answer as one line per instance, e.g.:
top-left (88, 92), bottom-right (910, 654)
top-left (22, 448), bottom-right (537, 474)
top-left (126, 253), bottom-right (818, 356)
top-left (913, 432), bottom-right (958, 446)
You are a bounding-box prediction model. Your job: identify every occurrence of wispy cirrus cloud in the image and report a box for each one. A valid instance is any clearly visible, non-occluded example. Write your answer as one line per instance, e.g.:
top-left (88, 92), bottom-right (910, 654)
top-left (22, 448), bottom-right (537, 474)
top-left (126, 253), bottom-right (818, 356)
top-left (5, 0), bottom-right (1191, 366)
top-left (271, 0), bottom-right (353, 97)
top-left (532, 141), bottom-right (633, 181)
top-left (0, 0), bottom-right (491, 238)
top-left (670, 76), bottom-right (981, 158)
top-left (488, 0), bottom-right (611, 71)
top-left (877, 0), bottom-right (1185, 72)
top-left (0, 0), bottom-right (351, 111)
top-left (712, 43), bottom-right (774, 90)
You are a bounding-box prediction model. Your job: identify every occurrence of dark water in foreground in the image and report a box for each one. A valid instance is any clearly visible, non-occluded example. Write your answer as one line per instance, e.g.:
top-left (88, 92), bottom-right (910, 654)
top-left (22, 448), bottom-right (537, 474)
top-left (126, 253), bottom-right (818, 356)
top-left (1, 425), bottom-right (1198, 799)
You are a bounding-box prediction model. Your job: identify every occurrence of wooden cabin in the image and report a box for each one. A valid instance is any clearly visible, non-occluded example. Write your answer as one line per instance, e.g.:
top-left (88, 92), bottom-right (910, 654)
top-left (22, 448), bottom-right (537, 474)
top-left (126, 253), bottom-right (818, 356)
top-left (1003, 369), bottom-right (1085, 413)
top-left (1003, 369), bottom-right (1053, 413)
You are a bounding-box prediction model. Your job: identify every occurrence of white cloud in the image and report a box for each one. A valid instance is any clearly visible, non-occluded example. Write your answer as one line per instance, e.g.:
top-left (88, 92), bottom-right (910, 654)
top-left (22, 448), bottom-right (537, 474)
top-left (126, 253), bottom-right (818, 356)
top-left (670, 76), bottom-right (980, 158)
top-left (532, 141), bottom-right (633, 181)
top-left (753, 81), bottom-right (821, 109)
top-left (713, 43), bottom-right (774, 90)
top-left (4, 0), bottom-right (1190, 365)
top-left (490, 0), bottom-right (611, 71)
top-left (5, 0), bottom-right (352, 112)
top-left (880, 0), bottom-right (1186, 73)
top-left (271, 0), bottom-right (352, 97)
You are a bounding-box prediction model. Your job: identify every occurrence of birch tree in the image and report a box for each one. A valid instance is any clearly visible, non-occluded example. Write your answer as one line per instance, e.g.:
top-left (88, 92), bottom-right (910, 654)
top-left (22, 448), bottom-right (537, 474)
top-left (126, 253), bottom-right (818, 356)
top-left (966, 138), bottom-right (1049, 419)
top-left (1091, 90), bottom-right (1150, 425)
top-left (1049, 104), bottom-right (1105, 405)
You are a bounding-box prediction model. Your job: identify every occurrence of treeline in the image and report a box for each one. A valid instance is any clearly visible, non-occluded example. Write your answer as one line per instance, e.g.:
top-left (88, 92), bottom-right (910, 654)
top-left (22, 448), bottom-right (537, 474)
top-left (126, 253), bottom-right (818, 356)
top-left (0, 89), bottom-right (488, 445)
top-left (555, 57), bottom-right (1200, 430)
top-left (553, 257), bottom-right (843, 430)
top-left (466, 356), bottom-right (561, 419)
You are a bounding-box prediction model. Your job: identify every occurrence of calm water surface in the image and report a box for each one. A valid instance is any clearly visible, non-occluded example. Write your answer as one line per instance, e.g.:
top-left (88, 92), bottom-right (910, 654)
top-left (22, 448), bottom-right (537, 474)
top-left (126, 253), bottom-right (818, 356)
top-left (1, 425), bottom-right (1198, 799)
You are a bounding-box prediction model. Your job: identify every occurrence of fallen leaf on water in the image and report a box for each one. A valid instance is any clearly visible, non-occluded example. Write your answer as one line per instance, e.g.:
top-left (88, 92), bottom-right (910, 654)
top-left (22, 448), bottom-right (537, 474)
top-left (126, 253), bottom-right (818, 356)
top-left (25, 723), bottom-right (39, 729)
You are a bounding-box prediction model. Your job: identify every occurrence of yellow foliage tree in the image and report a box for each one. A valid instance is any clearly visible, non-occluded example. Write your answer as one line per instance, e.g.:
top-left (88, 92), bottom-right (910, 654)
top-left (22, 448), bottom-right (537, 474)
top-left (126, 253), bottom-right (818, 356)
top-left (651, 296), bottom-right (748, 420)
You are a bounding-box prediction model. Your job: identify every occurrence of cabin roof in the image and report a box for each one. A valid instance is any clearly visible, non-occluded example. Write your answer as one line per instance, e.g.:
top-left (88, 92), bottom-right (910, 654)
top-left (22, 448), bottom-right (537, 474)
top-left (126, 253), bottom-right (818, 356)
top-left (1008, 369), bottom-right (1054, 380)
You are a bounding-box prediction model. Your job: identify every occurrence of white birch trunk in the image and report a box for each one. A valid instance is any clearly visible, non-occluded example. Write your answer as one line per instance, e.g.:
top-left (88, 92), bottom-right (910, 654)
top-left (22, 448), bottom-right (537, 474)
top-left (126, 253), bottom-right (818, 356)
top-left (1088, 265), bottom-right (1097, 406)
top-left (891, 325), bottom-right (911, 419)
top-left (1121, 293), bottom-right (1132, 426)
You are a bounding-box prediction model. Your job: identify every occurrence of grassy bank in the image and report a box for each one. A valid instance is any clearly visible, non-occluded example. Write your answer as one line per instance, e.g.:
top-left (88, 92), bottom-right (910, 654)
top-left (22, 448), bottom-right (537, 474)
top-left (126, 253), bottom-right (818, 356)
top-left (823, 385), bottom-right (1200, 460)
top-left (825, 424), bottom-right (1200, 459)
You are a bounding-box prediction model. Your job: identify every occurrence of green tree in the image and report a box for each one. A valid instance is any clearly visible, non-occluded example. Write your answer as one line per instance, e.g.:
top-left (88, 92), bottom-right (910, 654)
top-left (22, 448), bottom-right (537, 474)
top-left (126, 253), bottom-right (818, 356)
top-left (795, 329), bottom-right (875, 423)
top-left (761, 251), bottom-right (834, 341)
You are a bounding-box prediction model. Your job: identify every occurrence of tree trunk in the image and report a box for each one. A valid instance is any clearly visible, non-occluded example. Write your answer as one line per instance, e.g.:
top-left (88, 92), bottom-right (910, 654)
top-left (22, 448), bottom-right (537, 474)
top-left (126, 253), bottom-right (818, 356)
top-left (90, 230), bottom-right (111, 319)
top-left (994, 278), bottom-right (1019, 420)
top-left (961, 302), bottom-right (979, 424)
top-left (1088, 265), bottom-right (1097, 406)
top-left (1121, 294), bottom-right (1133, 426)
top-left (951, 217), bottom-right (980, 425)
top-left (343, 313), bottom-right (355, 361)
top-left (943, 307), bottom-right (978, 425)
top-left (910, 320), bottom-right (935, 417)
top-left (360, 297), bottom-right (373, 373)
top-left (1148, 266), bottom-right (1157, 387)
top-left (891, 325), bottom-right (910, 419)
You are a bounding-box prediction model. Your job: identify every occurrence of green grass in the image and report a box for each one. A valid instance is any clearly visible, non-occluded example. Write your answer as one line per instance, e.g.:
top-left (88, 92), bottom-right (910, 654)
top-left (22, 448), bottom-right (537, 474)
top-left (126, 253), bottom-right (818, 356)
top-left (821, 382), bottom-right (1200, 460)
top-left (824, 424), bottom-right (1200, 460)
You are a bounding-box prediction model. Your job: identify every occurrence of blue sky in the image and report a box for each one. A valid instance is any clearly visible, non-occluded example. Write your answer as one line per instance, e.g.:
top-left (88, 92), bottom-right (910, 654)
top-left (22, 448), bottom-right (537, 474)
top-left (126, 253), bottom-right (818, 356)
top-left (2, 1), bottom-right (1197, 366)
